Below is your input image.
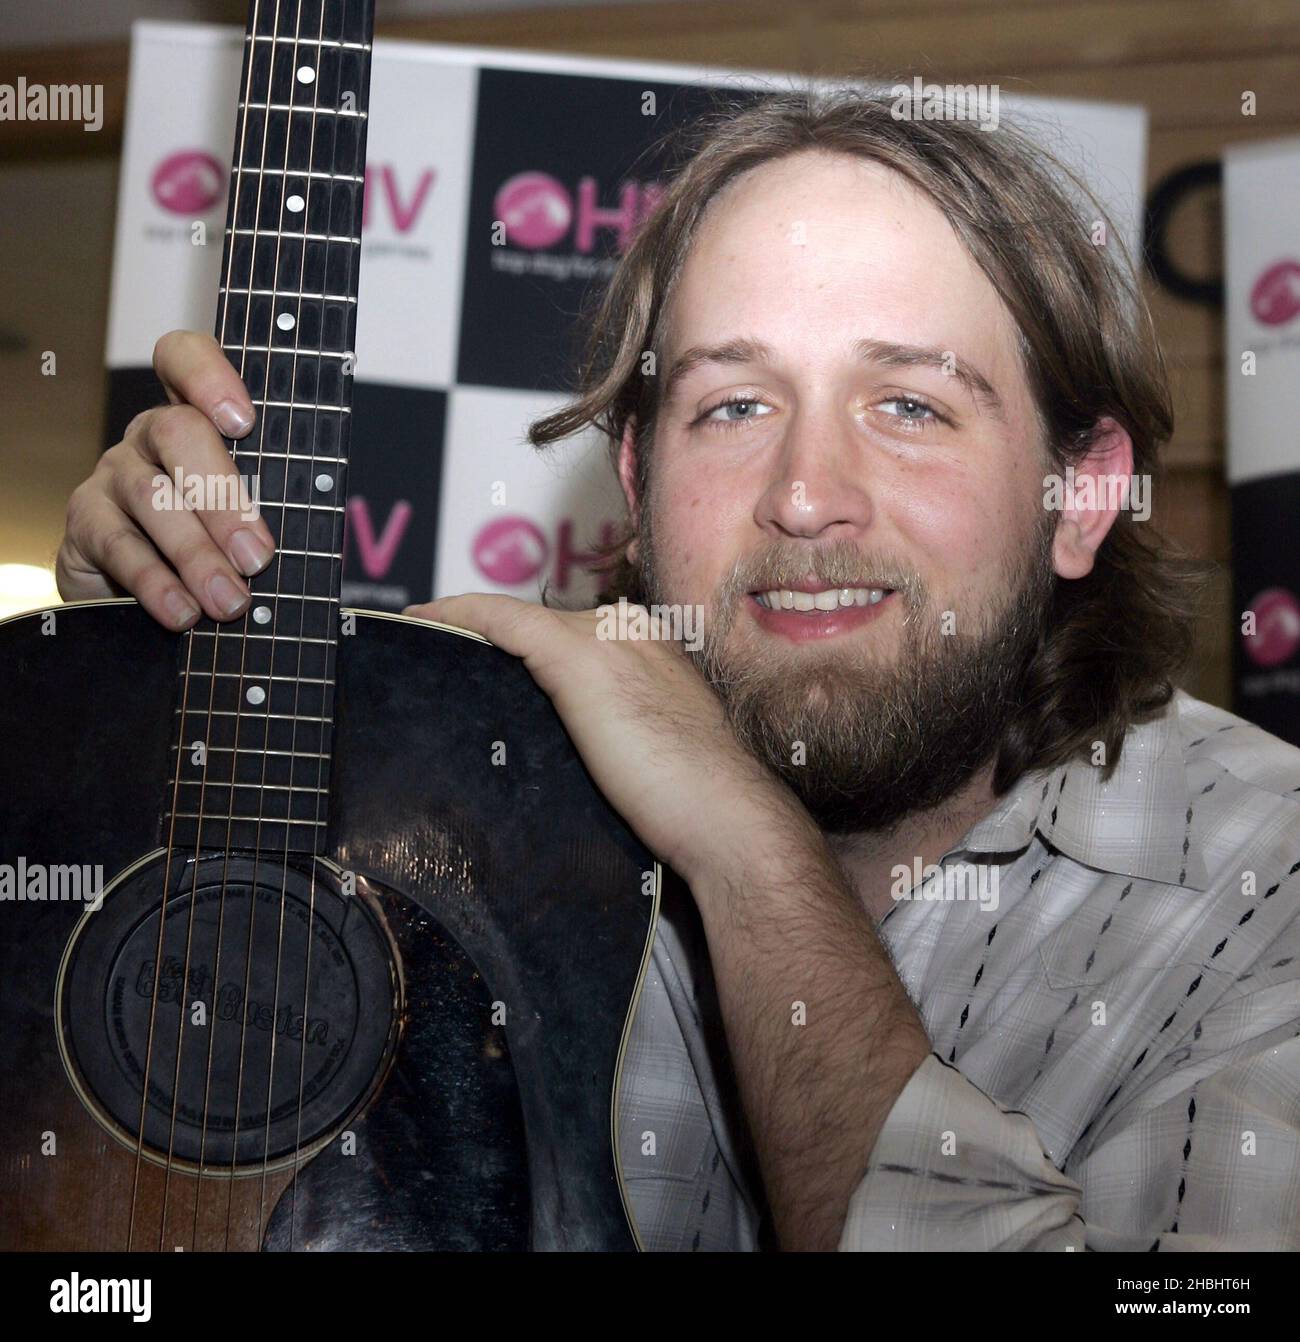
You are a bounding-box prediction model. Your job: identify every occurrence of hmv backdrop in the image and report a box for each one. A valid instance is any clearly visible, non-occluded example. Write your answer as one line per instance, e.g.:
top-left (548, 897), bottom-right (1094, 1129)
top-left (104, 23), bottom-right (1146, 616)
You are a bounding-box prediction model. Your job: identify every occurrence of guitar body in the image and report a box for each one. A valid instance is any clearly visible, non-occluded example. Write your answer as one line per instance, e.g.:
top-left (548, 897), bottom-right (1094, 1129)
top-left (0, 600), bottom-right (657, 1250)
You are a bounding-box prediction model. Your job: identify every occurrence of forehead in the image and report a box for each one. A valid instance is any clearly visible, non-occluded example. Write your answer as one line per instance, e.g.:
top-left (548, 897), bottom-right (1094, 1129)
top-left (662, 149), bottom-right (1025, 386)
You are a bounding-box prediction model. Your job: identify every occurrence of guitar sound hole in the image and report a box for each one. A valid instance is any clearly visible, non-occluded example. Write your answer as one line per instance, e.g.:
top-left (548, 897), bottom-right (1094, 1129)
top-left (58, 853), bottom-right (400, 1172)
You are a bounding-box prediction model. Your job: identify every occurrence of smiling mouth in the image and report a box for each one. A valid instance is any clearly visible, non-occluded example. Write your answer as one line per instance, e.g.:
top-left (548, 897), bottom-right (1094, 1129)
top-left (750, 585), bottom-right (893, 612)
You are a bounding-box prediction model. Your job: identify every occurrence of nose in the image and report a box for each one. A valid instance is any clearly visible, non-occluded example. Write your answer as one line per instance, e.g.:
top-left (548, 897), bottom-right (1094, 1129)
top-left (754, 403), bottom-right (874, 542)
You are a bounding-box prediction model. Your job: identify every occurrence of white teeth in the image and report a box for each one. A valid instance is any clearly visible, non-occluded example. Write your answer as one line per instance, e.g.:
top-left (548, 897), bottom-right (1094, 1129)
top-left (757, 587), bottom-right (889, 611)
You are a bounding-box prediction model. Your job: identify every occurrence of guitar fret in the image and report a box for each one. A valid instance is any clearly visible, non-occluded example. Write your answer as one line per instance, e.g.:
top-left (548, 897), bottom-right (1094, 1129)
top-left (242, 449), bottom-right (349, 459)
top-left (238, 594), bottom-right (340, 604)
top-left (180, 671), bottom-right (335, 686)
top-left (169, 744), bottom-right (331, 759)
top-left (239, 103), bottom-right (367, 117)
top-left (246, 403), bottom-right (351, 414)
top-left (169, 813), bottom-right (328, 826)
top-left (175, 710), bottom-right (333, 722)
top-left (226, 229), bottom-right (360, 244)
top-left (187, 630), bottom-right (335, 645)
top-left (231, 167), bottom-right (365, 183)
top-left (221, 344), bottom-right (356, 356)
top-left (248, 35), bottom-right (372, 50)
top-left (220, 287), bottom-right (357, 302)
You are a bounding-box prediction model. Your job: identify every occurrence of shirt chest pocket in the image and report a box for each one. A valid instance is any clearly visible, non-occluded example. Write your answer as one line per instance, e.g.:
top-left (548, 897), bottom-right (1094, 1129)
top-left (1037, 919), bottom-right (1214, 992)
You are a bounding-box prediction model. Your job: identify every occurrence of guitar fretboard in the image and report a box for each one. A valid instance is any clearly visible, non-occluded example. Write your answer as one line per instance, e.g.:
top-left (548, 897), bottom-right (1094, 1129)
top-left (167, 0), bottom-right (375, 856)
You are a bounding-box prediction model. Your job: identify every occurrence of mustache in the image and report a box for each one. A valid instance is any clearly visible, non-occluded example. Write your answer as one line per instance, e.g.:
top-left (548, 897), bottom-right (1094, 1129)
top-left (716, 542), bottom-right (929, 612)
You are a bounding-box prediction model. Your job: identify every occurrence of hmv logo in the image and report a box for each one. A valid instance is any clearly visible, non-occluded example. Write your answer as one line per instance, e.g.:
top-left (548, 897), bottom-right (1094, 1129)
top-left (344, 497), bottom-right (412, 580)
top-left (147, 154), bottom-right (435, 234)
top-left (473, 515), bottom-right (619, 591)
top-left (362, 164), bottom-right (436, 235)
top-left (494, 172), bottom-right (664, 253)
top-left (1250, 259), bottom-right (1300, 327)
top-left (151, 150), bottom-right (225, 215)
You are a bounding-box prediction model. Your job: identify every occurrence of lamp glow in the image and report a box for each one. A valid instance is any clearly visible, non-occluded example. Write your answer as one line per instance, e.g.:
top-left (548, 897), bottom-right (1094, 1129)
top-left (0, 564), bottom-right (62, 620)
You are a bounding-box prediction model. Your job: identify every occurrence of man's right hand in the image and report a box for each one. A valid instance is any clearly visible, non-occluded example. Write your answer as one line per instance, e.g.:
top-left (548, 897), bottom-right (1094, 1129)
top-left (56, 330), bottom-right (277, 629)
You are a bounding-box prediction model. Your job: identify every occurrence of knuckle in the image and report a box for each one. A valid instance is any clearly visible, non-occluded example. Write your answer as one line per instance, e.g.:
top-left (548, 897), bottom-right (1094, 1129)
top-left (95, 438), bottom-right (132, 477)
top-left (147, 402), bottom-right (203, 458)
top-left (98, 525), bottom-right (140, 569)
top-left (129, 465), bottom-right (167, 513)
top-left (169, 533), bottom-right (216, 576)
top-left (122, 410), bottom-right (154, 442)
top-left (152, 329), bottom-right (182, 369)
top-left (64, 481), bottom-right (94, 535)
top-left (152, 328), bottom-right (195, 370)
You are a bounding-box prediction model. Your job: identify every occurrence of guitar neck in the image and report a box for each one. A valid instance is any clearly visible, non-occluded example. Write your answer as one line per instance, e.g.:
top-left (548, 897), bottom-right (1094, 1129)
top-left (167, 0), bottom-right (376, 857)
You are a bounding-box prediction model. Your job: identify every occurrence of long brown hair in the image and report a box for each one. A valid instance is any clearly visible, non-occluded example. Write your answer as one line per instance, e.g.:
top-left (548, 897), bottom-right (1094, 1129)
top-left (528, 82), bottom-right (1210, 793)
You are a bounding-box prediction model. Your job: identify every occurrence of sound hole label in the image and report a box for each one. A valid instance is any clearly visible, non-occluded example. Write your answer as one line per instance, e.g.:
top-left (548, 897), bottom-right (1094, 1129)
top-left (58, 854), bottom-right (399, 1172)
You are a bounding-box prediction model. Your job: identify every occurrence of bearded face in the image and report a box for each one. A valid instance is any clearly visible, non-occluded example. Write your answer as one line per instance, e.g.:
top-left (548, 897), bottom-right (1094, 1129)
top-left (612, 150), bottom-right (1093, 838)
top-left (634, 495), bottom-right (1057, 834)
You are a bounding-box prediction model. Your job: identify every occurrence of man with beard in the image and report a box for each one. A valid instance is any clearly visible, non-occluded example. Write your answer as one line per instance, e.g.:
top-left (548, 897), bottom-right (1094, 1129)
top-left (57, 88), bottom-right (1300, 1252)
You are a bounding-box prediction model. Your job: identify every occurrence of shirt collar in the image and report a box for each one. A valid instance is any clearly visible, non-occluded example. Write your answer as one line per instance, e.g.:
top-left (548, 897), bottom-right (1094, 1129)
top-left (951, 695), bottom-right (1209, 891)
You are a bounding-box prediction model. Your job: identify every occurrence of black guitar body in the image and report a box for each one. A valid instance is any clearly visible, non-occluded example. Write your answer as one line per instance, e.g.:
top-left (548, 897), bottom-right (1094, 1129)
top-left (0, 601), bottom-right (656, 1251)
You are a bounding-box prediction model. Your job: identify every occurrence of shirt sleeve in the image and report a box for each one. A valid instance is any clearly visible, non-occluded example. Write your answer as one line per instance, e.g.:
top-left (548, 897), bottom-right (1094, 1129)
top-left (840, 1023), bottom-right (1300, 1251)
top-left (839, 1053), bottom-right (1085, 1251)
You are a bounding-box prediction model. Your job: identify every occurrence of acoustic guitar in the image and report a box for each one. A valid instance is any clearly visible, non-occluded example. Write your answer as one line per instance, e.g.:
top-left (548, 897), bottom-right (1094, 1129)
top-left (0, 0), bottom-right (656, 1252)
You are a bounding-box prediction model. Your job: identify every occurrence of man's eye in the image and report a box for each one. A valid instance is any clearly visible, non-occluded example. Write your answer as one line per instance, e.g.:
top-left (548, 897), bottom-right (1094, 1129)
top-left (699, 396), bottom-right (773, 430)
top-left (878, 396), bottom-right (940, 428)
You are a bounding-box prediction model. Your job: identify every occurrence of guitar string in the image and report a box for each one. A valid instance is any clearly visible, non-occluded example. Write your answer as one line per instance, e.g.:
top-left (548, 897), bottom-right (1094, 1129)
top-left (173, 0), bottom-right (290, 1253)
top-left (280, 0), bottom-right (361, 1253)
top-left (251, 0), bottom-right (334, 1243)
top-left (224, 0), bottom-right (314, 1248)
top-left (126, 0), bottom-right (271, 1254)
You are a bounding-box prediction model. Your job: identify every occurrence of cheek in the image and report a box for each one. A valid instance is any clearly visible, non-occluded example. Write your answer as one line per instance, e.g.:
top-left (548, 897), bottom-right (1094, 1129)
top-left (883, 461), bottom-right (1033, 596)
top-left (649, 460), bottom-right (750, 590)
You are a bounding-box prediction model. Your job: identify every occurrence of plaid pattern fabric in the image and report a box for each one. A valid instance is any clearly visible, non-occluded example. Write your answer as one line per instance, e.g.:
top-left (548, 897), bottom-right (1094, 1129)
top-left (617, 690), bottom-right (1300, 1251)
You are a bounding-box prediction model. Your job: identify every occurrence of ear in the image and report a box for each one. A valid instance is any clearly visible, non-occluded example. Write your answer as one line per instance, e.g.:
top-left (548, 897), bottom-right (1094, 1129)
top-left (616, 416), bottom-right (643, 565)
top-left (1050, 416), bottom-right (1136, 581)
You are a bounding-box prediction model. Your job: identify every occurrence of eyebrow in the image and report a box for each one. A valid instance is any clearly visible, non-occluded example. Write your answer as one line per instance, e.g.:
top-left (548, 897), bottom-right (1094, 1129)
top-left (661, 335), bottom-right (1005, 419)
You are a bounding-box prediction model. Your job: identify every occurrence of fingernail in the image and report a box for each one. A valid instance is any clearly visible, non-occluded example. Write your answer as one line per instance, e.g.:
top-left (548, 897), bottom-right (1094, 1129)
top-left (229, 527), bottom-right (272, 576)
top-left (164, 589), bottom-right (200, 628)
top-left (207, 573), bottom-right (248, 617)
top-left (214, 399), bottom-right (255, 438)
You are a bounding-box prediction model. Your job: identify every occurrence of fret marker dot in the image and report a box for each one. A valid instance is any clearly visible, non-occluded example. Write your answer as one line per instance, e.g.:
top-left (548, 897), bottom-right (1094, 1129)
top-left (245, 685), bottom-right (266, 706)
top-left (252, 605), bottom-right (271, 625)
top-left (315, 473), bottom-right (334, 492)
top-left (277, 312), bottom-right (295, 331)
top-left (286, 194), bottom-right (305, 213)
top-left (297, 66), bottom-right (316, 84)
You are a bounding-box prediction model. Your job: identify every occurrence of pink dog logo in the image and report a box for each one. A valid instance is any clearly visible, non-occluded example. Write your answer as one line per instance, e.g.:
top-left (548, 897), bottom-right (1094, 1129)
top-left (494, 173), bottom-right (572, 250)
top-left (1244, 587), bottom-right (1300, 668)
top-left (473, 516), bottom-right (548, 586)
top-left (151, 150), bottom-right (225, 215)
top-left (1250, 261), bottom-right (1300, 327)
